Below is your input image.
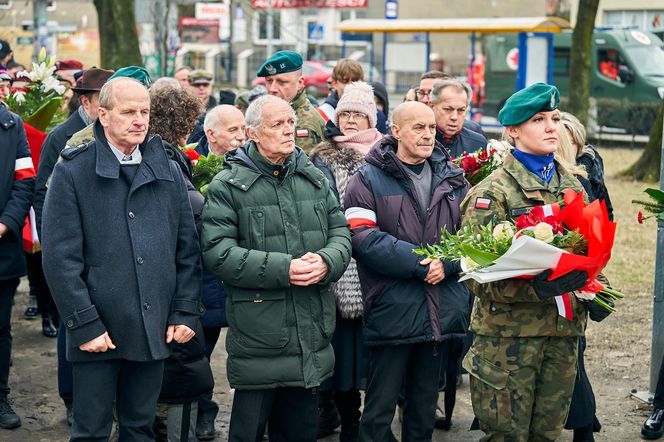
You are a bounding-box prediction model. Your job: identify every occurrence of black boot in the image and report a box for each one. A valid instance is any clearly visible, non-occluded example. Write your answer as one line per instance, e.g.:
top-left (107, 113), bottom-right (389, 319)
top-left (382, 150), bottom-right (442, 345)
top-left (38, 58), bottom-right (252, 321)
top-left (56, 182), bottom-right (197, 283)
top-left (0, 396), bottom-right (21, 429)
top-left (317, 390), bottom-right (340, 438)
top-left (643, 408), bottom-right (664, 440)
top-left (42, 316), bottom-right (58, 338)
top-left (335, 389), bottom-right (360, 442)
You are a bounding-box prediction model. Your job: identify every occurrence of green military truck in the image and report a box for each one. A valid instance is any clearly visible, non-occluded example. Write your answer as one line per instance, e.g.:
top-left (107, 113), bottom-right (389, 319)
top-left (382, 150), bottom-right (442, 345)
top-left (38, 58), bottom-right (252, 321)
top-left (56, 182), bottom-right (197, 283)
top-left (483, 29), bottom-right (664, 132)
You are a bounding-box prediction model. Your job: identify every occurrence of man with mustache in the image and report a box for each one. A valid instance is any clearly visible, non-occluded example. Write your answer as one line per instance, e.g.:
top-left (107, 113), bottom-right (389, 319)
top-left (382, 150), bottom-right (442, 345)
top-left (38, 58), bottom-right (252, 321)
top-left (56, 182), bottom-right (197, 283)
top-left (41, 77), bottom-right (203, 441)
top-left (344, 101), bottom-right (471, 441)
top-left (430, 78), bottom-right (487, 158)
top-left (201, 105), bottom-right (246, 156)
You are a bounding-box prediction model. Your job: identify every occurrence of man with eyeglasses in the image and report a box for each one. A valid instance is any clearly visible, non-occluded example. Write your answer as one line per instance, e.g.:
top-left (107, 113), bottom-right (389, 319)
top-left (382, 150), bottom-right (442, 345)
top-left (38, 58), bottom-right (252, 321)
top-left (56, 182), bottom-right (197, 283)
top-left (417, 71), bottom-right (485, 138)
top-left (430, 79), bottom-right (487, 158)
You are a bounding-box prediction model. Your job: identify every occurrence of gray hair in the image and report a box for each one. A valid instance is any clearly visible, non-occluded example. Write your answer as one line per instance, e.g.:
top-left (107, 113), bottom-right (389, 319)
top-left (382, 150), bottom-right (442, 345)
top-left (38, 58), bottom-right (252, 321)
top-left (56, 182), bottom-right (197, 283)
top-left (203, 106), bottom-right (221, 133)
top-left (244, 95), bottom-right (294, 132)
top-left (430, 79), bottom-right (473, 107)
top-left (99, 77), bottom-right (146, 109)
top-left (150, 77), bottom-right (180, 93)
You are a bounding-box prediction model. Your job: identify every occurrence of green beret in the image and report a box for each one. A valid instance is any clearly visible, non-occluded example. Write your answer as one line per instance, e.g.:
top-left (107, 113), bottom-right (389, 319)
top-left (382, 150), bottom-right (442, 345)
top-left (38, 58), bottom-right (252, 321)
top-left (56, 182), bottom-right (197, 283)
top-left (498, 83), bottom-right (560, 126)
top-left (109, 66), bottom-right (151, 88)
top-left (188, 69), bottom-right (213, 85)
top-left (256, 50), bottom-right (303, 77)
top-left (234, 90), bottom-right (251, 110)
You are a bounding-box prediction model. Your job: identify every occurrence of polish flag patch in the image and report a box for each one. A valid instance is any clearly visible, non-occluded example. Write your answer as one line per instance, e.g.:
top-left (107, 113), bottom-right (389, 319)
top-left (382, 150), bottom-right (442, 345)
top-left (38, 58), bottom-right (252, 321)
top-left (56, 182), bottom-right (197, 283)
top-left (344, 207), bottom-right (377, 229)
top-left (475, 197), bottom-right (491, 210)
top-left (296, 128), bottom-right (309, 137)
top-left (15, 157), bottom-right (36, 181)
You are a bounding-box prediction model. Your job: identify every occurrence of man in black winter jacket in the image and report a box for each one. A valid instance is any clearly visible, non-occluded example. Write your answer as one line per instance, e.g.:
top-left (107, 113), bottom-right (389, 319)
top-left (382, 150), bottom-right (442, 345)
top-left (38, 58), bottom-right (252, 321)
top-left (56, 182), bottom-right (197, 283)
top-left (345, 102), bottom-right (470, 441)
top-left (0, 104), bottom-right (35, 430)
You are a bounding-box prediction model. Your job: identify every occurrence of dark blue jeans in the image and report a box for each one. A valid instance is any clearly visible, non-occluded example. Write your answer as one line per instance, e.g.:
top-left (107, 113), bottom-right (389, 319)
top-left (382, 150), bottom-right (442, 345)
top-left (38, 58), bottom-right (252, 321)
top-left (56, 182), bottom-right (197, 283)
top-left (0, 278), bottom-right (18, 396)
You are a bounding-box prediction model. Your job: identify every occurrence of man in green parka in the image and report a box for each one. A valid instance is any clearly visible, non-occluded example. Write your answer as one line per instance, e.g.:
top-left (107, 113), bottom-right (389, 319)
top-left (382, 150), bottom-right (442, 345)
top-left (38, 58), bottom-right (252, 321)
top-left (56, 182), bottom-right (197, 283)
top-left (200, 95), bottom-right (351, 441)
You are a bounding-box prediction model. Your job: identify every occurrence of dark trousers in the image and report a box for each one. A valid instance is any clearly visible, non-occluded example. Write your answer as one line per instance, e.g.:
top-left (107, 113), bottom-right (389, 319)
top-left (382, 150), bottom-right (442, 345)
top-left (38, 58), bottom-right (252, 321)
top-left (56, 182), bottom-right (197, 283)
top-left (359, 342), bottom-right (441, 442)
top-left (0, 279), bottom-right (19, 396)
top-left (24, 252), bottom-right (57, 319)
top-left (197, 326), bottom-right (221, 423)
top-left (228, 387), bottom-right (318, 442)
top-left (654, 350), bottom-right (664, 409)
top-left (71, 359), bottom-right (164, 442)
top-left (57, 318), bottom-right (73, 409)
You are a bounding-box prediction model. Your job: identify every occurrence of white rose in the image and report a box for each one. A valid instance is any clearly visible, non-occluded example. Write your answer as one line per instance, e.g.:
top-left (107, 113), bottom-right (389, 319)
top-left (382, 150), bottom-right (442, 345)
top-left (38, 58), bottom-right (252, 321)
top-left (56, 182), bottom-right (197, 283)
top-left (492, 222), bottom-right (515, 242)
top-left (461, 256), bottom-right (480, 271)
top-left (533, 222), bottom-right (554, 243)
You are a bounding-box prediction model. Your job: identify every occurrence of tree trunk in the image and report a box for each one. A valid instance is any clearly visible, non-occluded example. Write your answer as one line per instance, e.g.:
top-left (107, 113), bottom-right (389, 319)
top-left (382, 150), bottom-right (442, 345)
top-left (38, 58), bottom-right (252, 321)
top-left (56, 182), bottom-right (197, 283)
top-left (567, 0), bottom-right (600, 126)
top-left (93, 0), bottom-right (143, 70)
top-left (622, 98), bottom-right (664, 182)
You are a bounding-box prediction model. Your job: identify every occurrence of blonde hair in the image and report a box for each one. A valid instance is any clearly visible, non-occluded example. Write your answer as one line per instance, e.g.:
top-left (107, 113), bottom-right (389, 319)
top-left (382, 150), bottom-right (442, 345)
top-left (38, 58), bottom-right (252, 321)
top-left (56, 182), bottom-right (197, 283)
top-left (560, 112), bottom-right (586, 158)
top-left (556, 124), bottom-right (587, 178)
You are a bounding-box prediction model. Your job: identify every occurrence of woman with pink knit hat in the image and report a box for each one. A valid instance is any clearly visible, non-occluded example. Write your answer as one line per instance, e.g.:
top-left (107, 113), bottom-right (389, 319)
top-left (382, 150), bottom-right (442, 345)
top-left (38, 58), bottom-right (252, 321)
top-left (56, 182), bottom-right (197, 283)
top-left (310, 81), bottom-right (383, 441)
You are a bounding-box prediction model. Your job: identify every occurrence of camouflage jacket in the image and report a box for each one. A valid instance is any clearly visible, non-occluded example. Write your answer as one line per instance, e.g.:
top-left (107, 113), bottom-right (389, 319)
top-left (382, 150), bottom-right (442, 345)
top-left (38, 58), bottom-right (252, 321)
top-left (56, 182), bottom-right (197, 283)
top-left (66, 123), bottom-right (95, 149)
top-left (291, 89), bottom-right (325, 154)
top-left (460, 152), bottom-right (586, 338)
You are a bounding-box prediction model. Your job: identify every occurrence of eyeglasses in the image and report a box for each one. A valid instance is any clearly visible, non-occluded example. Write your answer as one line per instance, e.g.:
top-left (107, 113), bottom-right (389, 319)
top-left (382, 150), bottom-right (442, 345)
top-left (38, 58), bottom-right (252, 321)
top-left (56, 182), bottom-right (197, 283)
top-left (416, 89), bottom-right (431, 99)
top-left (338, 111), bottom-right (368, 121)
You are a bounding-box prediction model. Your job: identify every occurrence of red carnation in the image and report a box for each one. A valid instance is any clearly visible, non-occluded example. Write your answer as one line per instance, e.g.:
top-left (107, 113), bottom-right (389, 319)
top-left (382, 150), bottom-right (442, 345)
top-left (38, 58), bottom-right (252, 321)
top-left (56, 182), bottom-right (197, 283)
top-left (183, 148), bottom-right (200, 162)
top-left (638, 211), bottom-right (644, 224)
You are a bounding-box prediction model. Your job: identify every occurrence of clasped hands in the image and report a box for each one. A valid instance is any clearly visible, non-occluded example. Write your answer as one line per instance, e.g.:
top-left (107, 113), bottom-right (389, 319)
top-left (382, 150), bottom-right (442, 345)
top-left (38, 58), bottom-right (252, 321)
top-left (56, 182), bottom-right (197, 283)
top-left (419, 258), bottom-right (445, 285)
top-left (289, 252), bottom-right (329, 286)
top-left (79, 325), bottom-right (195, 352)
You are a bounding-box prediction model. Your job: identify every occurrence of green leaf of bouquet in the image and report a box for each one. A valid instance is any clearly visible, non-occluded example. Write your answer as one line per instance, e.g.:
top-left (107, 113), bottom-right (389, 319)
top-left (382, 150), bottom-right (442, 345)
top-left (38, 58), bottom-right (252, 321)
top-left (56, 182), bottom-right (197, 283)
top-left (644, 188), bottom-right (664, 204)
top-left (460, 244), bottom-right (500, 267)
top-left (25, 97), bottom-right (63, 132)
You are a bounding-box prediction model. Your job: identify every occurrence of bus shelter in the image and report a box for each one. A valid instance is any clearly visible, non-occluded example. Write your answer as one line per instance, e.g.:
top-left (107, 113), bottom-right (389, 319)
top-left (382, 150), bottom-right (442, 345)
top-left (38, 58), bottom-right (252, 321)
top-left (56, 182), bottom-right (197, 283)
top-left (335, 16), bottom-right (572, 120)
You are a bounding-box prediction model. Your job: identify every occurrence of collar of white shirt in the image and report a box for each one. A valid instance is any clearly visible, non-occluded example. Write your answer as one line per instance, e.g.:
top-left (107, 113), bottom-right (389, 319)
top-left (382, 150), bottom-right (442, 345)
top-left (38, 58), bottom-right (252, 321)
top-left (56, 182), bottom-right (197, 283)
top-left (108, 141), bottom-right (142, 165)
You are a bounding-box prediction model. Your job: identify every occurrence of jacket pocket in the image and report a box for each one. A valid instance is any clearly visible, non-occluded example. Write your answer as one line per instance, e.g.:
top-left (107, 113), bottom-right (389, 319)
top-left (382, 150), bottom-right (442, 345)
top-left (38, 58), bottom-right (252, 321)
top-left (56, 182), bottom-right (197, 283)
top-left (249, 209), bottom-right (266, 250)
top-left (313, 201), bottom-right (328, 244)
top-left (230, 288), bottom-right (289, 349)
top-left (317, 285), bottom-right (335, 339)
top-left (463, 348), bottom-right (513, 433)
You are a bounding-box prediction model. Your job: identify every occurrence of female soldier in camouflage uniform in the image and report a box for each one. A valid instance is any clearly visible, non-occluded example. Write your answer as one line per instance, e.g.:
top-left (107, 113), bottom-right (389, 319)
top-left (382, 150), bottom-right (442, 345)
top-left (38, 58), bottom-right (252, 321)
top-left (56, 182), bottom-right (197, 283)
top-left (461, 83), bottom-right (590, 442)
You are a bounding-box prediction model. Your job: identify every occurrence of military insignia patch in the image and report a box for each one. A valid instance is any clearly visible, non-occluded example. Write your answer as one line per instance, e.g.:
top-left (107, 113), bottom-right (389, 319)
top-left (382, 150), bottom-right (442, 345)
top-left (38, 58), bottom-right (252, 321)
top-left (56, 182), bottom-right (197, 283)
top-left (296, 128), bottom-right (309, 137)
top-left (475, 197), bottom-right (491, 210)
top-left (266, 64), bottom-right (276, 75)
top-left (550, 92), bottom-right (556, 108)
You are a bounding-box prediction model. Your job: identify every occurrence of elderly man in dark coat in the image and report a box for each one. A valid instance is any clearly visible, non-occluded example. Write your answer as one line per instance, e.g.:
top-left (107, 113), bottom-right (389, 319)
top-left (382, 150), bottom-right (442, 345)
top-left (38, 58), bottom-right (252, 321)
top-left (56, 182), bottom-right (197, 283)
top-left (41, 77), bottom-right (203, 441)
top-left (0, 103), bottom-right (35, 430)
top-left (32, 67), bottom-right (114, 424)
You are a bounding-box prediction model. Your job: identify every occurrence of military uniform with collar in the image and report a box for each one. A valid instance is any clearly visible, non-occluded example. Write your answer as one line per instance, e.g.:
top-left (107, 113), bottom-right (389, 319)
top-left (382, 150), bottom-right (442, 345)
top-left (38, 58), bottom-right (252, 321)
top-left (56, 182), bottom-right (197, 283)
top-left (461, 153), bottom-right (585, 441)
top-left (290, 88), bottom-right (325, 154)
top-left (460, 83), bottom-right (589, 442)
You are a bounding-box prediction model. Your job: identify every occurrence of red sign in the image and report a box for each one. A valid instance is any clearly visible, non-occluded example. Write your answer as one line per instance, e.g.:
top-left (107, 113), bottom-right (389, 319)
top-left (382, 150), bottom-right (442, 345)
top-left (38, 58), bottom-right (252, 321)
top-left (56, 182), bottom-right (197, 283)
top-left (252, 0), bottom-right (367, 8)
top-left (178, 17), bottom-right (220, 44)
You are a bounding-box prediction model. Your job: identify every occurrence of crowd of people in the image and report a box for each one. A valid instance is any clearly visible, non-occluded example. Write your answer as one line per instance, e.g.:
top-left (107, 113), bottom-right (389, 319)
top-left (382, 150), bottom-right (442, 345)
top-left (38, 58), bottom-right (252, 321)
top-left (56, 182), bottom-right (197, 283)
top-left (0, 38), bottom-right (661, 442)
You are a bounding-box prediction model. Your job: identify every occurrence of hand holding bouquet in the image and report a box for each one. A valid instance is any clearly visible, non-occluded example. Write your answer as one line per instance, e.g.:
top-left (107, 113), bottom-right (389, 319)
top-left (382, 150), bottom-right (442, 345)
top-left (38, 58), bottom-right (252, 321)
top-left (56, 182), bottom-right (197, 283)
top-left (414, 190), bottom-right (624, 317)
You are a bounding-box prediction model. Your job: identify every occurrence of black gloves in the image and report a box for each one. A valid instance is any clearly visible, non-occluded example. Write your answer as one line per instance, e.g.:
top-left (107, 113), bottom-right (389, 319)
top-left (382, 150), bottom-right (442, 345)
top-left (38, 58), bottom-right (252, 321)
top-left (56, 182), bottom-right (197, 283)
top-left (532, 269), bottom-right (588, 301)
top-left (586, 299), bottom-right (613, 322)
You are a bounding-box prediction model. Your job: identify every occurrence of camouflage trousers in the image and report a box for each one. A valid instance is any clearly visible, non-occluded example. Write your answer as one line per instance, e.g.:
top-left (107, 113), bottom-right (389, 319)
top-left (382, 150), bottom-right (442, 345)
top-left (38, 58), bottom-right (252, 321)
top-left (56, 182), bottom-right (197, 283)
top-left (463, 335), bottom-right (579, 442)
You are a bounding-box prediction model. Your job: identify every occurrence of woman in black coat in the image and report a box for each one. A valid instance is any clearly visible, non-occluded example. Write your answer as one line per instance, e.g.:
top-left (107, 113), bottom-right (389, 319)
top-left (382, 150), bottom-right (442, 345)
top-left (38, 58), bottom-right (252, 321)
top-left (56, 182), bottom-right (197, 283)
top-left (558, 112), bottom-right (613, 442)
top-left (151, 87), bottom-right (215, 441)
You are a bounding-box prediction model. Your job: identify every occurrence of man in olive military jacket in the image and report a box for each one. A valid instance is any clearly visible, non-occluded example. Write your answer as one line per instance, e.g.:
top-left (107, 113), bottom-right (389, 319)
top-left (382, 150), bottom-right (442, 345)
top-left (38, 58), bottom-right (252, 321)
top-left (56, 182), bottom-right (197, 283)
top-left (256, 50), bottom-right (326, 153)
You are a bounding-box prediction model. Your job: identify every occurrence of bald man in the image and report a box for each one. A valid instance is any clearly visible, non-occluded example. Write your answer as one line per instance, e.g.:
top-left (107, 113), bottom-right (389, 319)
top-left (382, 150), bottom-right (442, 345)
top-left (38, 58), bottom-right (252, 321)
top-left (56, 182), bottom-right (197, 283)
top-left (200, 105), bottom-right (246, 156)
top-left (344, 101), bottom-right (471, 441)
